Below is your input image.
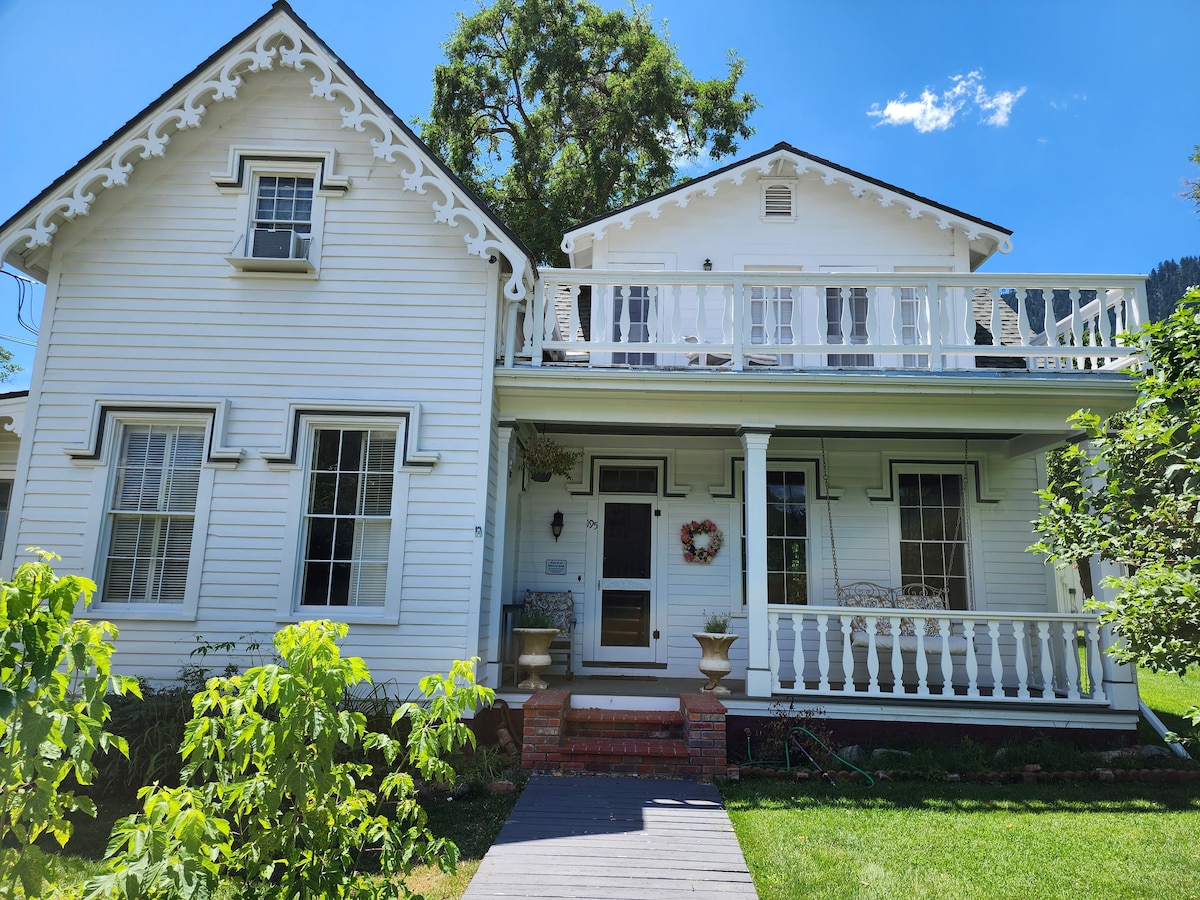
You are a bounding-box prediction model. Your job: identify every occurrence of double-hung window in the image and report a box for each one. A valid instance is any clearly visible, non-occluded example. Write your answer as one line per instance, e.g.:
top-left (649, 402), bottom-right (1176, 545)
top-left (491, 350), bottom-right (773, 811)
top-left (300, 425), bottom-right (397, 608)
top-left (250, 175), bottom-right (313, 260)
top-left (103, 423), bottom-right (205, 604)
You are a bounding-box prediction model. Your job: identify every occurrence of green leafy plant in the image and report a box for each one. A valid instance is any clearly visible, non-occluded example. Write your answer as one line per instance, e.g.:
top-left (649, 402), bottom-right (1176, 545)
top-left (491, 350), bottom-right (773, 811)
top-left (0, 549), bottom-right (139, 899)
top-left (702, 611), bottom-right (731, 634)
top-left (1032, 290), bottom-right (1200, 679)
top-left (515, 608), bottom-right (554, 629)
top-left (520, 434), bottom-right (582, 479)
top-left (88, 621), bottom-right (494, 900)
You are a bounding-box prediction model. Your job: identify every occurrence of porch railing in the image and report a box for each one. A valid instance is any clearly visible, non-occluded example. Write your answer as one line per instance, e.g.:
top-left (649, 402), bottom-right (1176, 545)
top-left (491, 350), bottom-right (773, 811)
top-left (767, 605), bottom-right (1113, 706)
top-left (502, 270), bottom-right (1148, 373)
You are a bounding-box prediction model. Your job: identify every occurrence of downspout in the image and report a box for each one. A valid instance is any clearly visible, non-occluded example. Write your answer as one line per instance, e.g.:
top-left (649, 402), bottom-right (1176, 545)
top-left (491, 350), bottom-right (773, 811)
top-left (1139, 701), bottom-right (1191, 759)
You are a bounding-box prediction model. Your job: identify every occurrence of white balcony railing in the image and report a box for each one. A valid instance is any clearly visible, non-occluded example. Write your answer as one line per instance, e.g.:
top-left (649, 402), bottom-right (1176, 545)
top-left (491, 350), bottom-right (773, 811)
top-left (501, 271), bottom-right (1148, 373)
top-left (767, 605), bottom-right (1114, 706)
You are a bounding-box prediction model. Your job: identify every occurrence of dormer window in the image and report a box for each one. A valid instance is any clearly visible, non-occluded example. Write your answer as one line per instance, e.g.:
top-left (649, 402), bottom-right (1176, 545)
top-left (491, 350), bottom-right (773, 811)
top-left (760, 179), bottom-right (797, 221)
top-left (250, 176), bottom-right (313, 261)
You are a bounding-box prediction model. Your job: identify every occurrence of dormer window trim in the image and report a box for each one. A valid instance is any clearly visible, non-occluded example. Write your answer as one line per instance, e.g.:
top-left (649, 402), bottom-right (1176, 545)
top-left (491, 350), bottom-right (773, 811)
top-left (760, 177), bottom-right (798, 223)
top-left (215, 147), bottom-right (350, 276)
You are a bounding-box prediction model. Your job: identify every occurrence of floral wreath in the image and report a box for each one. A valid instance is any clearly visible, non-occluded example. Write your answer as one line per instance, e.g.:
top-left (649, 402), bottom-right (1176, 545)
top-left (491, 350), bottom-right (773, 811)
top-left (681, 519), bottom-right (723, 564)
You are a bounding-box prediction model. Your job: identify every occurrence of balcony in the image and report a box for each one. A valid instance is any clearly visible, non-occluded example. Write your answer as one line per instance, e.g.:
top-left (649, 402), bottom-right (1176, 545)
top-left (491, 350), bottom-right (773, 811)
top-left (501, 271), bottom-right (1148, 374)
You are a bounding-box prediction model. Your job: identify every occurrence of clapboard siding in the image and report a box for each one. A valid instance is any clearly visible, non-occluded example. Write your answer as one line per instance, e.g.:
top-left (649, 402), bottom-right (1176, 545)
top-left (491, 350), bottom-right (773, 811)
top-left (12, 65), bottom-right (502, 689)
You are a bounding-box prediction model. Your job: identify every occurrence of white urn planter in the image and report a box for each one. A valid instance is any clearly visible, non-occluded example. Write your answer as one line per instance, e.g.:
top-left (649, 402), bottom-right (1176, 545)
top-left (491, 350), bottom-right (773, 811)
top-left (693, 632), bottom-right (738, 696)
top-left (514, 627), bottom-right (559, 690)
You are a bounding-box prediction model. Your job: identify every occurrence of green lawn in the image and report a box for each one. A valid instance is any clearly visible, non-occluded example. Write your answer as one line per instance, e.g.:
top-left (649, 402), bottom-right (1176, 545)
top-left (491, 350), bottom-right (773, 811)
top-left (722, 779), bottom-right (1200, 900)
top-left (1138, 665), bottom-right (1200, 742)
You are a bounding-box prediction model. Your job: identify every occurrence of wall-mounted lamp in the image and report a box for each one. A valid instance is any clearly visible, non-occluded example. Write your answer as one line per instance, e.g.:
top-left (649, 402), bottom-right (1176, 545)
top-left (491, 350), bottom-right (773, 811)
top-left (702, 258), bottom-right (713, 271)
top-left (551, 510), bottom-right (564, 542)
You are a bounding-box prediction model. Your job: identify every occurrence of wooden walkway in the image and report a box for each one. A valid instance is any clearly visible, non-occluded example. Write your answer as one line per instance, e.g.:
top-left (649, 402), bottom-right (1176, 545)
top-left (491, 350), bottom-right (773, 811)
top-left (462, 776), bottom-right (758, 899)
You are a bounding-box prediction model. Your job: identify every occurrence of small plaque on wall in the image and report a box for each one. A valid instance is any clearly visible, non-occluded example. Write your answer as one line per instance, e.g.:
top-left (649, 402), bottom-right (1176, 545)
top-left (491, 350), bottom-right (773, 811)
top-left (545, 559), bottom-right (567, 575)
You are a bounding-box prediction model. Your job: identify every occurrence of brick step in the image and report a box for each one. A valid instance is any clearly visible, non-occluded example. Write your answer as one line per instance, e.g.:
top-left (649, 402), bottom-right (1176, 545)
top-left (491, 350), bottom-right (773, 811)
top-left (564, 708), bottom-right (685, 741)
top-left (560, 737), bottom-right (690, 758)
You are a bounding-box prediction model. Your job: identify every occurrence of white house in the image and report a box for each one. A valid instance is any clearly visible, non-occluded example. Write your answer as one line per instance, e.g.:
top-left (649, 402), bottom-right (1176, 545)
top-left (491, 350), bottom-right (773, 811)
top-left (0, 3), bottom-right (1148, 761)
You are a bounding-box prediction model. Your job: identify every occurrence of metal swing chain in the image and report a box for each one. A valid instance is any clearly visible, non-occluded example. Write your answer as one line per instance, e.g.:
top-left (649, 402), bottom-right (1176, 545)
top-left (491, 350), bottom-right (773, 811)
top-left (821, 436), bottom-right (841, 596)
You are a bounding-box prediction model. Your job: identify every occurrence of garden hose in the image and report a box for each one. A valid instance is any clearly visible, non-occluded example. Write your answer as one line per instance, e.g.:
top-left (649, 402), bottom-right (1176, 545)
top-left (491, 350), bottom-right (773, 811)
top-left (785, 727), bottom-right (876, 788)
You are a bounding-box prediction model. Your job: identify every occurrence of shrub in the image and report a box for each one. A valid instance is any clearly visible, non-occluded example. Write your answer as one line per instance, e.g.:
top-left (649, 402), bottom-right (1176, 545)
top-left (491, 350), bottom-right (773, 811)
top-left (0, 549), bottom-right (139, 898)
top-left (88, 621), bottom-right (493, 900)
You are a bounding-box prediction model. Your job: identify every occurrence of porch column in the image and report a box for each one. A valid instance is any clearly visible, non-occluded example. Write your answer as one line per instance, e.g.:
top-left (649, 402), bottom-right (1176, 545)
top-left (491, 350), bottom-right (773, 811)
top-left (739, 426), bottom-right (774, 698)
top-left (484, 421), bottom-right (517, 688)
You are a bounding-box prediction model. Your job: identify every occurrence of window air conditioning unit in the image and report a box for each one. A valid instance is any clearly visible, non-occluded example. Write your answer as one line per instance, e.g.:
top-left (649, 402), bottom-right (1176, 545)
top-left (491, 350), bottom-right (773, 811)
top-left (251, 229), bottom-right (310, 260)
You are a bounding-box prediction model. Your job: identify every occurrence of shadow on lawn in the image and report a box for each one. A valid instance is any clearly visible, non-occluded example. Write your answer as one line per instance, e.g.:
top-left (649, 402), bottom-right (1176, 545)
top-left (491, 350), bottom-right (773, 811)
top-left (721, 779), bottom-right (1200, 815)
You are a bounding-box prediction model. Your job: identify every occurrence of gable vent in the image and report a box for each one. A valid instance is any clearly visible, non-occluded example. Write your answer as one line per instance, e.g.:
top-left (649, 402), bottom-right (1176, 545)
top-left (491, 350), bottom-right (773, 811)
top-left (764, 184), bottom-right (793, 218)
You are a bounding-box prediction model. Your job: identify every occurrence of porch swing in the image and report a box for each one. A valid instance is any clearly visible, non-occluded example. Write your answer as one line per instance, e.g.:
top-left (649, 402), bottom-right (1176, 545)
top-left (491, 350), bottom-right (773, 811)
top-left (821, 437), bottom-right (970, 656)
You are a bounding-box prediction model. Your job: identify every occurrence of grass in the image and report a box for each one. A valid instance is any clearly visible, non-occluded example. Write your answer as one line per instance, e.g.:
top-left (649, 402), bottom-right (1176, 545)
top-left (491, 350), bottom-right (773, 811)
top-left (403, 789), bottom-right (521, 899)
top-left (722, 778), bottom-right (1200, 900)
top-left (1138, 665), bottom-right (1200, 743)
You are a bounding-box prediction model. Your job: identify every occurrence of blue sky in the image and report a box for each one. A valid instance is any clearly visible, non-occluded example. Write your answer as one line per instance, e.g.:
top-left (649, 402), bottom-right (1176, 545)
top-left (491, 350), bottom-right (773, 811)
top-left (1, 0), bottom-right (1197, 387)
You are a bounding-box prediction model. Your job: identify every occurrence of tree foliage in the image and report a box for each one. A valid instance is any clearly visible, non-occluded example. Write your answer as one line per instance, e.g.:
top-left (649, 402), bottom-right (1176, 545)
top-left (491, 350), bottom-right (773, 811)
top-left (422, 0), bottom-right (758, 264)
top-left (1186, 145), bottom-right (1200, 212)
top-left (0, 549), bottom-right (138, 899)
top-left (1145, 255), bottom-right (1200, 322)
top-left (88, 621), bottom-right (493, 900)
top-left (1032, 289), bottom-right (1200, 677)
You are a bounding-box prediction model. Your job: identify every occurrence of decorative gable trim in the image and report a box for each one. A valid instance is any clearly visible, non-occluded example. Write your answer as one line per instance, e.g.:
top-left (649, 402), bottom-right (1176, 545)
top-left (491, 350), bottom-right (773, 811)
top-left (0, 3), bottom-right (534, 300)
top-left (561, 142), bottom-right (1013, 262)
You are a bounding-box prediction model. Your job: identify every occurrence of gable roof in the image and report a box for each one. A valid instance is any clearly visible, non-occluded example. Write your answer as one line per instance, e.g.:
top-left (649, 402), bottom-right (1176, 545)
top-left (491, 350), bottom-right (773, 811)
top-left (0, 1), bottom-right (536, 299)
top-left (561, 142), bottom-right (1013, 272)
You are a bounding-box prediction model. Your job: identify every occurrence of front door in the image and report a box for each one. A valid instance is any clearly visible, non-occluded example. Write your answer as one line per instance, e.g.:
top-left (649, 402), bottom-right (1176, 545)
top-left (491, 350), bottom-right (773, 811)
top-left (593, 498), bottom-right (659, 663)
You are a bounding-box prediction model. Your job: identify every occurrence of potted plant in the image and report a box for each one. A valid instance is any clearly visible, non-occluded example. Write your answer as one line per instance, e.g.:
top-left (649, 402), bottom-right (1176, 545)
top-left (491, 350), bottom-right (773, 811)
top-left (521, 434), bottom-right (582, 482)
top-left (693, 611), bottom-right (738, 696)
top-left (513, 608), bottom-right (559, 690)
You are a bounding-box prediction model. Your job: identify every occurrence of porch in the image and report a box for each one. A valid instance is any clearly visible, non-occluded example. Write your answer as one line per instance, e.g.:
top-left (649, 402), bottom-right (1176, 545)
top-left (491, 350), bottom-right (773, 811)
top-left (499, 270), bottom-right (1147, 374)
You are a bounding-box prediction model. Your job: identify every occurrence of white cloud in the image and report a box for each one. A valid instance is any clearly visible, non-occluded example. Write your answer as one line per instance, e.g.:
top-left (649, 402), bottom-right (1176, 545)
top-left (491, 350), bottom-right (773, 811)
top-left (868, 70), bottom-right (1026, 132)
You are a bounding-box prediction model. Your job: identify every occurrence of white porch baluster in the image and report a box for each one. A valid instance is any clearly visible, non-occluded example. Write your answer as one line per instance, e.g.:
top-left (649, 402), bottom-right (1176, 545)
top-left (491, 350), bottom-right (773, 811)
top-left (696, 283), bottom-right (711, 343)
top-left (988, 621), bottom-right (1003, 697)
top-left (889, 615), bottom-right (904, 695)
top-left (1037, 621), bottom-right (1053, 699)
top-left (616, 285), bottom-right (630, 345)
top-left (669, 284), bottom-right (682, 343)
top-left (1015, 289), bottom-right (1031, 345)
top-left (840, 616), bottom-right (855, 693)
top-left (567, 284), bottom-right (581, 343)
top-left (865, 622), bottom-right (880, 695)
top-left (1061, 621), bottom-right (1080, 700)
top-left (768, 613), bottom-right (781, 691)
top-left (914, 631), bottom-right (930, 697)
top-left (1070, 289), bottom-right (1084, 368)
top-left (1086, 620), bottom-right (1104, 700)
top-left (939, 618), bottom-right (954, 697)
top-left (964, 620), bottom-right (979, 697)
top-left (988, 290), bottom-right (1002, 349)
top-left (732, 280), bottom-right (747, 370)
top-left (792, 612), bottom-right (806, 691)
top-left (816, 613), bottom-right (831, 692)
top-left (929, 281), bottom-right (944, 371)
top-left (646, 286), bottom-right (660, 344)
top-left (1013, 621), bottom-right (1030, 700)
top-left (865, 287), bottom-right (880, 349)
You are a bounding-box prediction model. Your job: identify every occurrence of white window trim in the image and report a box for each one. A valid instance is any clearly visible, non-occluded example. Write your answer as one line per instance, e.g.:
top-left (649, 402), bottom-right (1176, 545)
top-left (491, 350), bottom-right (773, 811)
top-left (89, 411), bottom-right (217, 621)
top-left (276, 413), bottom-right (411, 625)
top-left (214, 146), bottom-right (349, 277)
top-left (884, 462), bottom-right (985, 611)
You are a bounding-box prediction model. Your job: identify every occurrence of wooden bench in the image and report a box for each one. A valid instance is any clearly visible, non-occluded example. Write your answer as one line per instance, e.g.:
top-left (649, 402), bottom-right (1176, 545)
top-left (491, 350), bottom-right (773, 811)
top-left (836, 582), bottom-right (968, 655)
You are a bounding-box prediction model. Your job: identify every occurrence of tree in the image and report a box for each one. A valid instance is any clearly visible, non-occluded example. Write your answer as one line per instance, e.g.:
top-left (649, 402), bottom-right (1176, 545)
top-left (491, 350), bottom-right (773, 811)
top-left (89, 621), bottom-right (493, 900)
top-left (1032, 288), bottom-right (1200, 679)
top-left (1187, 145), bottom-right (1200, 211)
top-left (0, 550), bottom-right (138, 898)
top-left (0, 346), bottom-right (17, 384)
top-left (422, 0), bottom-right (758, 264)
